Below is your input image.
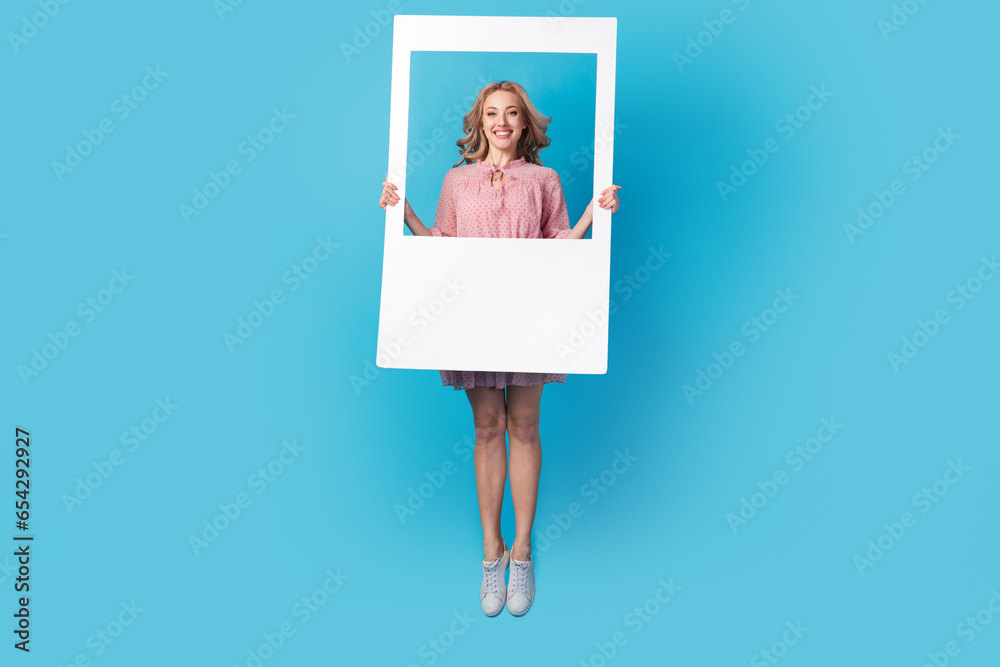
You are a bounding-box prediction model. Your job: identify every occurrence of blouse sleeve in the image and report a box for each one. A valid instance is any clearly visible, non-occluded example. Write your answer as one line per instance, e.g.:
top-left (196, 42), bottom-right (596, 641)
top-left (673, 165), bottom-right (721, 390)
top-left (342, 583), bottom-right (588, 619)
top-left (540, 169), bottom-right (571, 239)
top-left (428, 169), bottom-right (458, 238)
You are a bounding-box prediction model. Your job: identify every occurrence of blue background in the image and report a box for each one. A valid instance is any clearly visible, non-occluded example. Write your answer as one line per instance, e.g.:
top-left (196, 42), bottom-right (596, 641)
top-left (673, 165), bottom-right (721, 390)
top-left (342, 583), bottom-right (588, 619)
top-left (404, 51), bottom-right (596, 237)
top-left (2, 1), bottom-right (998, 666)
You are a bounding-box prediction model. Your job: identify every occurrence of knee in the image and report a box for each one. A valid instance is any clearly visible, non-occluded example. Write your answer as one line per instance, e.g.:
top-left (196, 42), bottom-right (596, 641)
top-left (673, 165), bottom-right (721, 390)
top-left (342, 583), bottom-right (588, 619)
top-left (506, 414), bottom-right (539, 446)
top-left (474, 409), bottom-right (506, 446)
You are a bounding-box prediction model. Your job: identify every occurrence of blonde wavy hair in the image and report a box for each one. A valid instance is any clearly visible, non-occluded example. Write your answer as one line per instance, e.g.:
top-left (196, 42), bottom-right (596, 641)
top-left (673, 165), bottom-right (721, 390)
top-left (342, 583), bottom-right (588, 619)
top-left (452, 80), bottom-right (552, 168)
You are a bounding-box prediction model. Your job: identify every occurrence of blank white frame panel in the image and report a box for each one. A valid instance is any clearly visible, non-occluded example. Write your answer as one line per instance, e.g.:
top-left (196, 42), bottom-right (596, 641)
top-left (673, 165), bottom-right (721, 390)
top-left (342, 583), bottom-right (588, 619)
top-left (377, 14), bottom-right (617, 374)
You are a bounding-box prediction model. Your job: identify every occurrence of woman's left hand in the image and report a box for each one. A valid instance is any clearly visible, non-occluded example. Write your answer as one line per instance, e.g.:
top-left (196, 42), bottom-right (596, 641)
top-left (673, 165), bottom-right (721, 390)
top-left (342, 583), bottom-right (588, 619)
top-left (598, 185), bottom-right (622, 212)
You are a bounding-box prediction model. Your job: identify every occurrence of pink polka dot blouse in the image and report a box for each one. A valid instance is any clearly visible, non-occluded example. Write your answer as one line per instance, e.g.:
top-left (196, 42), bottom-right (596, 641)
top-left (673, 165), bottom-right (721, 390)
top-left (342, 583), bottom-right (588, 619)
top-left (428, 156), bottom-right (571, 391)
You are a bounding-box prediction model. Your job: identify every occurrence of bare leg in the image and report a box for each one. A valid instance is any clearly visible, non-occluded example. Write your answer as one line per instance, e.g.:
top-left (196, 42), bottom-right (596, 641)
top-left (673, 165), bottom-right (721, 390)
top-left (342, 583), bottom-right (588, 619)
top-left (466, 386), bottom-right (507, 561)
top-left (505, 384), bottom-right (543, 562)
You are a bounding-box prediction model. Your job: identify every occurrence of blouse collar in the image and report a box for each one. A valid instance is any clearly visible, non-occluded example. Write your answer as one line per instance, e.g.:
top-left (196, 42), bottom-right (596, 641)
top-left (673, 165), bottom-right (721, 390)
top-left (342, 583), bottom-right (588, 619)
top-left (476, 156), bottom-right (527, 173)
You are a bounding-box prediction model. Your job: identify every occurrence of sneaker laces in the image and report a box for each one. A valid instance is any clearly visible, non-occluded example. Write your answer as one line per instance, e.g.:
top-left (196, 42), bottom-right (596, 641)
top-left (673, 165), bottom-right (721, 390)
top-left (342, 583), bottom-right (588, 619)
top-left (510, 560), bottom-right (529, 594)
top-left (482, 559), bottom-right (501, 595)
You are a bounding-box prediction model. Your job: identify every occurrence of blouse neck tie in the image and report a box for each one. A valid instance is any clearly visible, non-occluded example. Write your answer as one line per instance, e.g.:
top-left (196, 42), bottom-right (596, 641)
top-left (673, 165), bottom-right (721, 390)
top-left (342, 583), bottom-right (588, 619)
top-left (478, 157), bottom-right (525, 213)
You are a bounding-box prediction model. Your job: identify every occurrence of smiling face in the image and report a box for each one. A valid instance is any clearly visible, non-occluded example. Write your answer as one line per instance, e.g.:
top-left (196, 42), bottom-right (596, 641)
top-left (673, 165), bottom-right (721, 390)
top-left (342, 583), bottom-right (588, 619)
top-left (480, 89), bottom-right (528, 157)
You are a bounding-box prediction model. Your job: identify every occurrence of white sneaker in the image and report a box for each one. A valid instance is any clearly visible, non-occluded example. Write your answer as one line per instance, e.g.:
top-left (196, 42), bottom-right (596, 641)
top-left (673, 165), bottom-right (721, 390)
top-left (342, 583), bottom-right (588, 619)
top-left (481, 544), bottom-right (509, 617)
top-left (506, 556), bottom-right (534, 616)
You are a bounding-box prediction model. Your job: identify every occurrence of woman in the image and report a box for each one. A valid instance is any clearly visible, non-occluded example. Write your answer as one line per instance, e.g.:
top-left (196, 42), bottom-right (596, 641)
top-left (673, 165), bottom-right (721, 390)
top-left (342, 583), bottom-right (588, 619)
top-left (378, 80), bottom-right (621, 617)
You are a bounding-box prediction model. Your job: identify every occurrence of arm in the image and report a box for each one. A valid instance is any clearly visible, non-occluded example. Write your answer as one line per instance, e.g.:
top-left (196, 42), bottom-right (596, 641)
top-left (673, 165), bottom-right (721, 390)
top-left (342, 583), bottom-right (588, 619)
top-left (565, 202), bottom-right (593, 240)
top-left (565, 185), bottom-right (622, 239)
top-left (379, 174), bottom-right (447, 237)
top-left (402, 200), bottom-right (433, 237)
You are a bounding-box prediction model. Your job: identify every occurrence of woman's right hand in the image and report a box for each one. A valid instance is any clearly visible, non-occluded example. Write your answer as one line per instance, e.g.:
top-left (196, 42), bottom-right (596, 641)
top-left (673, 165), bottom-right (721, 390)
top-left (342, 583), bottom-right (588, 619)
top-left (379, 175), bottom-right (400, 210)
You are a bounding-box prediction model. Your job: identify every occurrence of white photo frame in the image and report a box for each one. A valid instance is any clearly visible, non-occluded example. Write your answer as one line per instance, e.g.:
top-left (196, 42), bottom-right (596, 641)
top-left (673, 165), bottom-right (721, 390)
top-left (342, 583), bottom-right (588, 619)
top-left (377, 14), bottom-right (617, 375)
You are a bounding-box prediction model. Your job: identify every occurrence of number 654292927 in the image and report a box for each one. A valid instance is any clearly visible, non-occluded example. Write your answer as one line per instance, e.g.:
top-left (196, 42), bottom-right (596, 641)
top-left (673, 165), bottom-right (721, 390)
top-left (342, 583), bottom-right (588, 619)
top-left (15, 428), bottom-right (30, 527)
